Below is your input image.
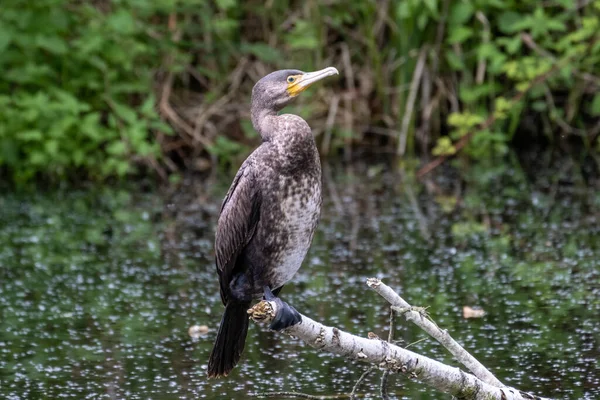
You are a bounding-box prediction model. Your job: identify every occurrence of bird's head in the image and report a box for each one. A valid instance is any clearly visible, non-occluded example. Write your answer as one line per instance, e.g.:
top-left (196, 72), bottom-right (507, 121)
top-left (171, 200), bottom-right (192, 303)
top-left (251, 67), bottom-right (339, 111)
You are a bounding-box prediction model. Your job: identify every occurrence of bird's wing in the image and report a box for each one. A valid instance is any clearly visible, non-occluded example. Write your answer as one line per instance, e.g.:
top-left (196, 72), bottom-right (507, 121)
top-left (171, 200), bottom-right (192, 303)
top-left (215, 163), bottom-right (261, 304)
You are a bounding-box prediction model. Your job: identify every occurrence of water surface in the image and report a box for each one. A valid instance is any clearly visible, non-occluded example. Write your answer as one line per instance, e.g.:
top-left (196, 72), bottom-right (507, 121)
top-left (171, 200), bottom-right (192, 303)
top-left (1, 158), bottom-right (598, 399)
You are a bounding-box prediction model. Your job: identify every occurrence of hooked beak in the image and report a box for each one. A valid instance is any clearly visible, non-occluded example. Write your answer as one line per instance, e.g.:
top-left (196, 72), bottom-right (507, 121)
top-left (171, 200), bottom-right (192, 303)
top-left (287, 66), bottom-right (339, 97)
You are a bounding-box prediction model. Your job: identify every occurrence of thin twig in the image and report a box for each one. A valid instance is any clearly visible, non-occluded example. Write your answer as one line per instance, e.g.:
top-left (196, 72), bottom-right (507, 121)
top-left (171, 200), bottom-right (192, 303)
top-left (589, 119), bottom-right (600, 144)
top-left (248, 281), bottom-right (550, 400)
top-left (475, 12), bottom-right (490, 84)
top-left (380, 371), bottom-right (390, 400)
top-left (350, 366), bottom-right (374, 400)
top-left (157, 14), bottom-right (212, 149)
top-left (369, 281), bottom-right (503, 387)
top-left (402, 180), bottom-right (431, 240)
top-left (341, 43), bottom-right (355, 161)
top-left (322, 94), bottom-right (340, 155)
top-left (253, 390), bottom-right (402, 399)
top-left (543, 85), bottom-right (586, 136)
top-left (397, 47), bottom-right (428, 156)
top-left (323, 163), bottom-right (344, 216)
top-left (520, 33), bottom-right (600, 87)
top-left (253, 391), bottom-right (351, 399)
top-left (403, 337), bottom-right (428, 350)
top-left (380, 305), bottom-right (396, 400)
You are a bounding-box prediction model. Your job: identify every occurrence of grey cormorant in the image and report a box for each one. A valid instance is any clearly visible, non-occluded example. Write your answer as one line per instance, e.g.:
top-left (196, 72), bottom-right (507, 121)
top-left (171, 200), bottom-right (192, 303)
top-left (207, 67), bottom-right (339, 378)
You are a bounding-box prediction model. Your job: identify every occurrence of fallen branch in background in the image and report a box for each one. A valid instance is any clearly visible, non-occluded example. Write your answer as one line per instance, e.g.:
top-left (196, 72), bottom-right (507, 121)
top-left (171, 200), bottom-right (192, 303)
top-left (249, 278), bottom-right (550, 400)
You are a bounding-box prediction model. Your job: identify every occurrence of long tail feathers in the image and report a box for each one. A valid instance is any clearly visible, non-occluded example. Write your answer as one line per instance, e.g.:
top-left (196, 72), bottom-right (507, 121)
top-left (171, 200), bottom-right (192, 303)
top-left (207, 302), bottom-right (250, 378)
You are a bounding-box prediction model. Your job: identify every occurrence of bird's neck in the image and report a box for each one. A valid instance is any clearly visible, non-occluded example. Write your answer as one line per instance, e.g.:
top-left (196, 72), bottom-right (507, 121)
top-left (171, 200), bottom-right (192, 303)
top-left (251, 96), bottom-right (288, 141)
top-left (251, 107), bottom-right (277, 139)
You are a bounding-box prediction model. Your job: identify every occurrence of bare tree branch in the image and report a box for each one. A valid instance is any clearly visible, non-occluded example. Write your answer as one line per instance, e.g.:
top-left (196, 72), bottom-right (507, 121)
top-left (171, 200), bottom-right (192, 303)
top-left (248, 279), bottom-right (551, 400)
top-left (350, 366), bottom-right (374, 399)
top-left (366, 278), bottom-right (503, 387)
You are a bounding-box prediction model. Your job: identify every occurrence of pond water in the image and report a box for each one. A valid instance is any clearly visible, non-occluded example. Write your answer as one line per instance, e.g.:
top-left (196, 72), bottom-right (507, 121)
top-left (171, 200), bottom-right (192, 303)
top-left (0, 156), bottom-right (599, 399)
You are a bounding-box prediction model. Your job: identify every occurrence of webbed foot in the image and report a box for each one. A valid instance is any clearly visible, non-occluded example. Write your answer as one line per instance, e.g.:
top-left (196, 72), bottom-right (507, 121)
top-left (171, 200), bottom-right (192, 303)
top-left (263, 286), bottom-right (302, 331)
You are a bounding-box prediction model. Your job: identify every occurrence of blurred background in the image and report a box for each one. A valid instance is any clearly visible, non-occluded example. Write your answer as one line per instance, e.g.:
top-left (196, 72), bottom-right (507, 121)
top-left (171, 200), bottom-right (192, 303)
top-left (1, 1), bottom-right (599, 399)
top-left (0, 0), bottom-right (599, 182)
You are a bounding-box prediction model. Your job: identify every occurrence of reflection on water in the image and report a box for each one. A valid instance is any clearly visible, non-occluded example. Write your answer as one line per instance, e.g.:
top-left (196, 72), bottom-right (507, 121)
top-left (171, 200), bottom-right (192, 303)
top-left (0, 157), bottom-right (598, 399)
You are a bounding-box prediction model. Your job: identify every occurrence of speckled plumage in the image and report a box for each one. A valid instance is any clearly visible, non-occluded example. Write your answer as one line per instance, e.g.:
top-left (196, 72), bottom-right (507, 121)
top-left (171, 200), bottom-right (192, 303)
top-left (216, 114), bottom-right (321, 303)
top-left (208, 68), bottom-right (336, 378)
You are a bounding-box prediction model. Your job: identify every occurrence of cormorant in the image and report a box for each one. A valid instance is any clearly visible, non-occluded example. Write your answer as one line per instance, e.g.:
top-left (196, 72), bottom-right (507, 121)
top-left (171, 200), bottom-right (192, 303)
top-left (207, 67), bottom-right (339, 378)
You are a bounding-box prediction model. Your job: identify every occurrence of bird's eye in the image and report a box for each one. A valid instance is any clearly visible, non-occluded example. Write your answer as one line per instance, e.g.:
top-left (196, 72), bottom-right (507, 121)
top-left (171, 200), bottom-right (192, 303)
top-left (287, 76), bottom-right (295, 83)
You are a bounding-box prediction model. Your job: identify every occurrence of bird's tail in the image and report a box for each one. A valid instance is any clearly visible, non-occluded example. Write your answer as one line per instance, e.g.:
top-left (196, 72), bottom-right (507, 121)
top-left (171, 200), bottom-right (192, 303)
top-left (207, 301), bottom-right (251, 378)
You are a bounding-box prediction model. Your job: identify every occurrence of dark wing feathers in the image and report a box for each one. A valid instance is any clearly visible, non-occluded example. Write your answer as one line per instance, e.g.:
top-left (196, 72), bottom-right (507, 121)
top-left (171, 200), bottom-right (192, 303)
top-left (215, 164), bottom-right (261, 304)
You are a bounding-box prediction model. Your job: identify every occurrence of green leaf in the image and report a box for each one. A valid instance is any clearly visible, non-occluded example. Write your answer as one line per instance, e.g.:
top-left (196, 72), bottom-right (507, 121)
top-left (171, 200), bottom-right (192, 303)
top-left (106, 9), bottom-right (136, 35)
top-left (109, 101), bottom-right (138, 125)
top-left (29, 151), bottom-right (47, 165)
top-left (396, 1), bottom-right (412, 19)
top-left (556, 0), bottom-right (576, 7)
top-left (149, 120), bottom-right (174, 135)
top-left (445, 51), bottom-right (465, 70)
top-left (106, 141), bottom-right (127, 156)
top-left (423, 0), bottom-right (438, 16)
top-left (286, 20), bottom-right (319, 50)
top-left (485, 0), bottom-right (508, 8)
top-left (116, 160), bottom-right (130, 176)
top-left (417, 13), bottom-right (430, 30)
top-left (459, 84), bottom-right (496, 104)
top-left (72, 149), bottom-right (85, 166)
top-left (36, 35), bottom-right (68, 55)
top-left (531, 100), bottom-right (547, 112)
top-left (215, 0), bottom-right (236, 10)
top-left (240, 43), bottom-right (282, 63)
top-left (0, 138), bottom-right (19, 165)
top-left (140, 95), bottom-right (156, 118)
top-left (494, 97), bottom-right (512, 119)
top-left (497, 11), bottom-right (523, 34)
top-left (213, 18), bottom-right (239, 34)
top-left (591, 93), bottom-right (600, 116)
top-left (546, 19), bottom-right (567, 32)
top-left (449, 2), bottom-right (474, 25)
top-left (432, 137), bottom-right (456, 156)
top-left (447, 26), bottom-right (472, 44)
top-left (240, 119), bottom-right (258, 139)
top-left (497, 36), bottom-right (522, 54)
top-left (17, 130), bottom-right (43, 141)
top-left (0, 26), bottom-right (13, 53)
top-left (44, 140), bottom-right (59, 156)
top-left (477, 42), bottom-right (498, 59)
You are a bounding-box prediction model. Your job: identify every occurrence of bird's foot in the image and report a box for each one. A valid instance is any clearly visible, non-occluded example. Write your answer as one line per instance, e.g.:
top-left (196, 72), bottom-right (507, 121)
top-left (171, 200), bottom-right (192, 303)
top-left (263, 286), bottom-right (302, 331)
top-left (269, 299), bottom-right (302, 331)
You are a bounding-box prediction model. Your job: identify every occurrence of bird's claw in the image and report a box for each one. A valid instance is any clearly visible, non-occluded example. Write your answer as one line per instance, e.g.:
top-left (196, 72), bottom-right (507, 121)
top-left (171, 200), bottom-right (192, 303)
top-left (262, 286), bottom-right (301, 330)
top-left (268, 297), bottom-right (302, 331)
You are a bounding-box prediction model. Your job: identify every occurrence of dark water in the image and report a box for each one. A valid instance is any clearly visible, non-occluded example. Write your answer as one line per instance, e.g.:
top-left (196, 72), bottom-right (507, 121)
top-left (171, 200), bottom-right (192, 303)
top-left (0, 158), bottom-right (599, 399)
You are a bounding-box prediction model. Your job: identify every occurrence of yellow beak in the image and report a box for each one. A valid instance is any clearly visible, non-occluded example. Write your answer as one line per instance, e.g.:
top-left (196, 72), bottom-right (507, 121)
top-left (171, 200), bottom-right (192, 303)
top-left (287, 67), bottom-right (339, 97)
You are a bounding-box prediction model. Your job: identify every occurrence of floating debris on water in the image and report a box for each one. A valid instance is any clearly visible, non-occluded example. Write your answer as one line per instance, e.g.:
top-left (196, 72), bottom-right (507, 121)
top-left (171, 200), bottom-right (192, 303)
top-left (463, 306), bottom-right (486, 319)
top-left (188, 325), bottom-right (210, 339)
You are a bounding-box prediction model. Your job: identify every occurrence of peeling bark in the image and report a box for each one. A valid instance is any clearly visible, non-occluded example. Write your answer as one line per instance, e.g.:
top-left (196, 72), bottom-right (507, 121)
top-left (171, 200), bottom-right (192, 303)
top-left (248, 279), bottom-right (550, 400)
top-left (366, 278), bottom-right (503, 387)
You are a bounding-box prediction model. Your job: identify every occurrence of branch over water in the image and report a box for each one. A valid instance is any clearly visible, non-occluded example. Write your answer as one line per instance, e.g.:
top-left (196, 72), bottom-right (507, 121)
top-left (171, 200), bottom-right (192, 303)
top-left (248, 279), bottom-right (550, 400)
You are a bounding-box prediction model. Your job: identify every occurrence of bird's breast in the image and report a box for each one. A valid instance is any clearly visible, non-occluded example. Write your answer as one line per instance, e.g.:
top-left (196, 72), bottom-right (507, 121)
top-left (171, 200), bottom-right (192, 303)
top-left (264, 172), bottom-right (321, 289)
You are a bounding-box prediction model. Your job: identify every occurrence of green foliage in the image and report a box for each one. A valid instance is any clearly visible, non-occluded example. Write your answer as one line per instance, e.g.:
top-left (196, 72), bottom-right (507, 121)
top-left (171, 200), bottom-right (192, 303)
top-left (0, 0), bottom-right (173, 182)
top-left (1, 0), bottom-right (599, 182)
top-left (432, 137), bottom-right (456, 156)
top-left (207, 135), bottom-right (249, 164)
top-left (422, 0), bottom-right (600, 161)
